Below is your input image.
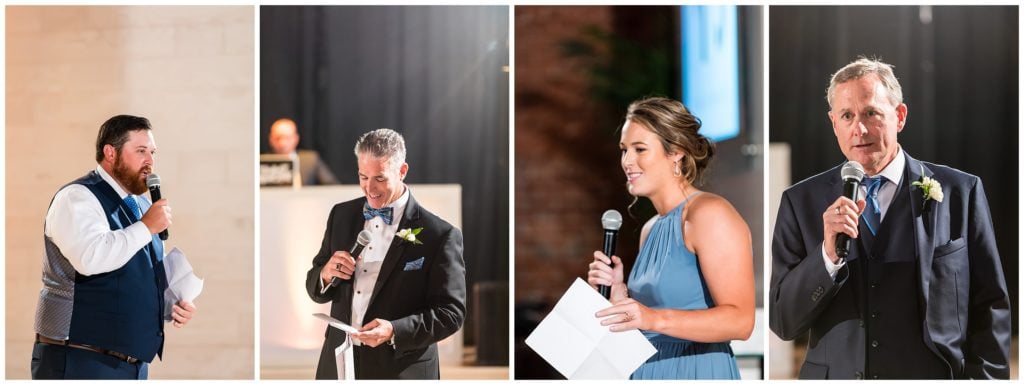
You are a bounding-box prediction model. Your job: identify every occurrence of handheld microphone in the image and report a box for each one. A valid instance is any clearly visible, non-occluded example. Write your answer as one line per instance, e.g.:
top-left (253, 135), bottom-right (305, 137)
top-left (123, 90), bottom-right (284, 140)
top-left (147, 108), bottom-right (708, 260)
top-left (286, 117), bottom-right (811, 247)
top-left (599, 210), bottom-right (623, 299)
top-left (330, 230), bottom-right (372, 288)
top-left (835, 161), bottom-right (865, 258)
top-left (145, 174), bottom-right (168, 241)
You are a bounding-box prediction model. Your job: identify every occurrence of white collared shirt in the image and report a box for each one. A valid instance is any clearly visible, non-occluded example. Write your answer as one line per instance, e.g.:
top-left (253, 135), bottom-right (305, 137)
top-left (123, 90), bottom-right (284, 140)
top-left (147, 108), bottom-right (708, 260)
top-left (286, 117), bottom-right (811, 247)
top-left (44, 166), bottom-right (153, 276)
top-left (823, 147), bottom-right (906, 278)
top-left (351, 187), bottom-right (410, 340)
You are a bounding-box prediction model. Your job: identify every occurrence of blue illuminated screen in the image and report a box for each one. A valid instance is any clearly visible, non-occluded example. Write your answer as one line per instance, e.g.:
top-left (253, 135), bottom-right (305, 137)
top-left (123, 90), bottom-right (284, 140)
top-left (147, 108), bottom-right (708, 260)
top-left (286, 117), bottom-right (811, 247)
top-left (681, 6), bottom-right (741, 143)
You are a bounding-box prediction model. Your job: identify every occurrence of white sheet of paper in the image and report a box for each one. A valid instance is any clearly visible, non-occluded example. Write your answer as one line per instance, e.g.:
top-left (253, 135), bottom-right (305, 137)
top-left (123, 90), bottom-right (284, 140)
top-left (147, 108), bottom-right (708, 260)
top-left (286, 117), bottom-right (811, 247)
top-left (162, 247), bottom-right (204, 319)
top-left (314, 313), bottom-right (361, 334)
top-left (334, 334), bottom-right (354, 380)
top-left (525, 278), bottom-right (657, 380)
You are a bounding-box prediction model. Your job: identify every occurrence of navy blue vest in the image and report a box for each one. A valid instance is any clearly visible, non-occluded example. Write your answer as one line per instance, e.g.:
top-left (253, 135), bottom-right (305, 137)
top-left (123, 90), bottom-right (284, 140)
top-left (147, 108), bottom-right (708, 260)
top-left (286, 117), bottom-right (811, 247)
top-left (57, 171), bottom-right (167, 362)
top-left (852, 170), bottom-right (950, 379)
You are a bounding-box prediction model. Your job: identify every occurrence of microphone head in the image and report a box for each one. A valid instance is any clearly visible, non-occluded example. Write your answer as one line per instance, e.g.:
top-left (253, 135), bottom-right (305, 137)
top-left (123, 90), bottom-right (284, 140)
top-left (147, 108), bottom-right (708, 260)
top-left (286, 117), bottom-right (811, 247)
top-left (146, 173), bottom-right (161, 189)
top-left (356, 229), bottom-right (372, 246)
top-left (840, 161), bottom-right (865, 183)
top-left (601, 210), bottom-right (623, 231)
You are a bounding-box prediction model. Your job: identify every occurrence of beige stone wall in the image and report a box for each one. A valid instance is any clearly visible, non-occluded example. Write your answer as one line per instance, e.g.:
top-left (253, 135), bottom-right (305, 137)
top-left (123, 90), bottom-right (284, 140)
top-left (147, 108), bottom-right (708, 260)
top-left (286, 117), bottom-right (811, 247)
top-left (5, 6), bottom-right (254, 379)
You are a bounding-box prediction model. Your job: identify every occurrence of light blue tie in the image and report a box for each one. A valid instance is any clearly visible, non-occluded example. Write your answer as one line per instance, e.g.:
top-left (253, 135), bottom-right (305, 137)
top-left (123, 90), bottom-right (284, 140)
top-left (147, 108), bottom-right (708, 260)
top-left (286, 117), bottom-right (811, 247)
top-left (123, 195), bottom-right (142, 221)
top-left (861, 177), bottom-right (885, 235)
top-left (363, 203), bottom-right (394, 225)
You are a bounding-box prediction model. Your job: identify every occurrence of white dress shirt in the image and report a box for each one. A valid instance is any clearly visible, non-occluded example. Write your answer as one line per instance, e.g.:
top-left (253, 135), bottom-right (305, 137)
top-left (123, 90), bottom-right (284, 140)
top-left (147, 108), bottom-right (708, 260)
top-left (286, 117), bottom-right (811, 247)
top-left (823, 147), bottom-right (906, 278)
top-left (351, 188), bottom-right (410, 342)
top-left (44, 166), bottom-right (153, 276)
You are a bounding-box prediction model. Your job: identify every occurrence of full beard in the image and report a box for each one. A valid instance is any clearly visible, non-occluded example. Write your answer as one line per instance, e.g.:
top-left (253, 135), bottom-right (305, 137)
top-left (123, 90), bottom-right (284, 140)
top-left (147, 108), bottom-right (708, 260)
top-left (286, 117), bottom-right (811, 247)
top-left (112, 155), bottom-right (151, 195)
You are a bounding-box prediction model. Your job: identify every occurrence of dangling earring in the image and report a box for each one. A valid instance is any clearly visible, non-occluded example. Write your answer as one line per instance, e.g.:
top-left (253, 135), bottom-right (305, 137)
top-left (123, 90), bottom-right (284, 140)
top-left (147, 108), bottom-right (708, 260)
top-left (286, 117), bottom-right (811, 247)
top-left (673, 159), bottom-right (682, 177)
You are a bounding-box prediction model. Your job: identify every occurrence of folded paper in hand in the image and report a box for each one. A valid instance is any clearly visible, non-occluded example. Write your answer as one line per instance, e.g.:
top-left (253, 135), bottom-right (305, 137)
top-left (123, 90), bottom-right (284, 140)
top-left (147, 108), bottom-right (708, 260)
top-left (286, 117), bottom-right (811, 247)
top-left (162, 247), bottom-right (204, 320)
top-left (314, 313), bottom-right (358, 380)
top-left (525, 278), bottom-right (657, 379)
top-left (313, 313), bottom-right (360, 334)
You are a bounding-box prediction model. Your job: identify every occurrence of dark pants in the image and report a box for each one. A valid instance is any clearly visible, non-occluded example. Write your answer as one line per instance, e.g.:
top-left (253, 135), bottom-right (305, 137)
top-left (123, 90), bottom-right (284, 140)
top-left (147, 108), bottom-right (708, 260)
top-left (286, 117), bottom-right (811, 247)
top-left (31, 342), bottom-right (148, 380)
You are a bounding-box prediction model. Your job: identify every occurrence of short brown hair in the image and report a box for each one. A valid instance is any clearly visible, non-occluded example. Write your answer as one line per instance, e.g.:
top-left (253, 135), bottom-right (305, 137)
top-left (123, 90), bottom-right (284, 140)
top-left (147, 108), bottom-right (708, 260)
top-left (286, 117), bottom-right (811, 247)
top-left (95, 115), bottom-right (151, 162)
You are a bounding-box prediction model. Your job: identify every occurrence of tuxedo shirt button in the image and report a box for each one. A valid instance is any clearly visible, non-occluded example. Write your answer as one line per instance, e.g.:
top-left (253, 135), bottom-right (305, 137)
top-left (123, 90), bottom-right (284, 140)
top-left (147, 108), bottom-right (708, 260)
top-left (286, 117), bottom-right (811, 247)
top-left (872, 374), bottom-right (879, 379)
top-left (871, 311), bottom-right (879, 318)
top-left (357, 291), bottom-right (361, 294)
top-left (870, 282), bottom-right (878, 289)
top-left (854, 371), bottom-right (863, 379)
top-left (871, 340), bottom-right (879, 348)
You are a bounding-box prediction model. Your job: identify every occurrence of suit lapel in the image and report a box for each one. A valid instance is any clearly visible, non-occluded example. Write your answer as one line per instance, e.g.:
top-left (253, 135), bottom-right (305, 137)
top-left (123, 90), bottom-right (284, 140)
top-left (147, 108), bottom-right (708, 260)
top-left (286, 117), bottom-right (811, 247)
top-left (908, 154), bottom-right (938, 301)
top-left (906, 153), bottom-right (946, 360)
top-left (339, 201), bottom-right (368, 302)
top-left (368, 195), bottom-right (422, 309)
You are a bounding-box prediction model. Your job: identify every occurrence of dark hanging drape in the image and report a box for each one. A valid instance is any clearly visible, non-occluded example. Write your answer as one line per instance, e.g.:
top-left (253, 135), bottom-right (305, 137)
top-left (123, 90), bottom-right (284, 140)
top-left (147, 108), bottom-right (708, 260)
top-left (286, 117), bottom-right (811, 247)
top-left (261, 6), bottom-right (510, 349)
top-left (770, 6), bottom-right (1018, 332)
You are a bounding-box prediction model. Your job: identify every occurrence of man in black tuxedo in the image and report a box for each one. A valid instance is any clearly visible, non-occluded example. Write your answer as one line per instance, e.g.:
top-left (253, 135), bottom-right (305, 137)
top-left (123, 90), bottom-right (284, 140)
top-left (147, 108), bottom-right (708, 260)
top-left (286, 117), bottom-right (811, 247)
top-left (769, 58), bottom-right (1010, 379)
top-left (305, 128), bottom-right (466, 379)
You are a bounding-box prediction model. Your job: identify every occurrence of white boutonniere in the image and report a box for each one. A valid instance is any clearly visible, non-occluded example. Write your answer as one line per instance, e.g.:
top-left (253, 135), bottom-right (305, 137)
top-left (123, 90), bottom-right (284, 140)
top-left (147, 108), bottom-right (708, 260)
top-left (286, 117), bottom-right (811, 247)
top-left (911, 165), bottom-right (944, 203)
top-left (396, 227), bottom-right (424, 245)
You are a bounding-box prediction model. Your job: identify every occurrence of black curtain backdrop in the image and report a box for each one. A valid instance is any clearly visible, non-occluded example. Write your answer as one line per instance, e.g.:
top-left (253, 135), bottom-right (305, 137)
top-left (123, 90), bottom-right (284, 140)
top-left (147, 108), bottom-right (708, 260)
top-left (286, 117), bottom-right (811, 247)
top-left (770, 6), bottom-right (1018, 332)
top-left (261, 6), bottom-right (510, 349)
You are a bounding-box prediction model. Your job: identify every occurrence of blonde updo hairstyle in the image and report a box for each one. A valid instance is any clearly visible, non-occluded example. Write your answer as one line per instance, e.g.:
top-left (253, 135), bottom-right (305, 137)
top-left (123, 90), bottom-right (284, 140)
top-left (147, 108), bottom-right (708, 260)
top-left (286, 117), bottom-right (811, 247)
top-left (624, 97), bottom-right (715, 186)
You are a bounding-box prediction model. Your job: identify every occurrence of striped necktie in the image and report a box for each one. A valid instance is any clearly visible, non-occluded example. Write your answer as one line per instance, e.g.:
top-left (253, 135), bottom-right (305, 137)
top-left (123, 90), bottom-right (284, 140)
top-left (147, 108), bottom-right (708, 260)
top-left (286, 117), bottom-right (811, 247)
top-left (861, 176), bottom-right (885, 235)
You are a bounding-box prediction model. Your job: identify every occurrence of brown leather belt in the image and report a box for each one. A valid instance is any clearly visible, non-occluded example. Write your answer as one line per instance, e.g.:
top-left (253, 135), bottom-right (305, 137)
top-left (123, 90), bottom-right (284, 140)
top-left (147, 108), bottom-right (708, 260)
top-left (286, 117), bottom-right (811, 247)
top-left (35, 334), bottom-right (140, 364)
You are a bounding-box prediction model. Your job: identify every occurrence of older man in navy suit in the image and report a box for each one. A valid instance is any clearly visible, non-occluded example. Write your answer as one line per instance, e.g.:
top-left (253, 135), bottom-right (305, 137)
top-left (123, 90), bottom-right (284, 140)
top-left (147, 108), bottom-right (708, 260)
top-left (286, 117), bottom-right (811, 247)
top-left (769, 58), bottom-right (1010, 379)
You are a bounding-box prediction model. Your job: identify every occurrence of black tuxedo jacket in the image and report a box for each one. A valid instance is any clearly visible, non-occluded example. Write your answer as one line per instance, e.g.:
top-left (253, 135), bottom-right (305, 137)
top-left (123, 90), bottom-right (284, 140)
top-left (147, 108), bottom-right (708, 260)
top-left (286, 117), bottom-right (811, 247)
top-left (769, 152), bottom-right (1010, 379)
top-left (305, 194), bottom-right (466, 379)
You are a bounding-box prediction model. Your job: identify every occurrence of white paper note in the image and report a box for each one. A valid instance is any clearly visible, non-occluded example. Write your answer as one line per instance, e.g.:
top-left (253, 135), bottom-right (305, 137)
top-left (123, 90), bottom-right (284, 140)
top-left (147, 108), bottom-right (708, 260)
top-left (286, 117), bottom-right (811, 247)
top-left (162, 247), bottom-right (204, 320)
top-left (314, 313), bottom-right (361, 334)
top-left (333, 334), bottom-right (354, 380)
top-left (317, 313), bottom-right (357, 380)
top-left (525, 278), bottom-right (657, 380)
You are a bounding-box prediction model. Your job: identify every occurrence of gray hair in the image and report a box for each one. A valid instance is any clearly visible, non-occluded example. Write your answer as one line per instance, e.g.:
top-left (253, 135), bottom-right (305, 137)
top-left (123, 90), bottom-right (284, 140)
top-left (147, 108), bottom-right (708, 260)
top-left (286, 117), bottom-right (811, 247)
top-left (353, 128), bottom-right (407, 170)
top-left (826, 57), bottom-right (904, 108)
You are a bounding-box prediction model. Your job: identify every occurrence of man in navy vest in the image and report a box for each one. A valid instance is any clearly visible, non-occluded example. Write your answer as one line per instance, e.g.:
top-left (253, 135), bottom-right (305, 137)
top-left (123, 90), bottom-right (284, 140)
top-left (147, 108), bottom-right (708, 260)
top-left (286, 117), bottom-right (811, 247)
top-left (769, 58), bottom-right (1011, 379)
top-left (32, 115), bottom-right (197, 379)
top-left (305, 128), bottom-right (466, 379)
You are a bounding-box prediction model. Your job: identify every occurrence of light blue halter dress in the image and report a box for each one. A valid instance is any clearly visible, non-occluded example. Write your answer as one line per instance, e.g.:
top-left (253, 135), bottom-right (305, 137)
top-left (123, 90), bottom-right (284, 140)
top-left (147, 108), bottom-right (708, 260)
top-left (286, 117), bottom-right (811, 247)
top-left (627, 196), bottom-right (741, 380)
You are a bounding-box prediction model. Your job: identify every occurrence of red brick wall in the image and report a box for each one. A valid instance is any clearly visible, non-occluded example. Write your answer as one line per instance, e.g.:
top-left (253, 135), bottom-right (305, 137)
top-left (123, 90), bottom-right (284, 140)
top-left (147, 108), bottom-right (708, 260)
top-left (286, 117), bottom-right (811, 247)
top-left (514, 6), bottom-right (643, 307)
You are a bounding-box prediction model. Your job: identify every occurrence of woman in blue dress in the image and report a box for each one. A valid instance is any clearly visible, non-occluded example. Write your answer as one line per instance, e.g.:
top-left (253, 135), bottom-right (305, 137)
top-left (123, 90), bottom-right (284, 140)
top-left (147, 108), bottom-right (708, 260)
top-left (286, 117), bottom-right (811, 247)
top-left (587, 97), bottom-right (755, 380)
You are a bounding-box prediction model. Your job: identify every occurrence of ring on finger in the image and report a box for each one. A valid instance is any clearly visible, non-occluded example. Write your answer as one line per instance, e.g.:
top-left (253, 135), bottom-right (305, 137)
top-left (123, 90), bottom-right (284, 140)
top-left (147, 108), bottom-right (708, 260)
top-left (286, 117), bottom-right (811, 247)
top-left (336, 263), bottom-right (342, 271)
top-left (835, 206), bottom-right (840, 215)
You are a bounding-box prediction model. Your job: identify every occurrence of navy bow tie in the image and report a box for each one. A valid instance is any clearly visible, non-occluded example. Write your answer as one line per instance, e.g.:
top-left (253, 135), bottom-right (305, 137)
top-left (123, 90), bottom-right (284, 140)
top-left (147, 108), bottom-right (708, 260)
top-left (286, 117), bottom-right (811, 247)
top-left (363, 204), bottom-right (394, 225)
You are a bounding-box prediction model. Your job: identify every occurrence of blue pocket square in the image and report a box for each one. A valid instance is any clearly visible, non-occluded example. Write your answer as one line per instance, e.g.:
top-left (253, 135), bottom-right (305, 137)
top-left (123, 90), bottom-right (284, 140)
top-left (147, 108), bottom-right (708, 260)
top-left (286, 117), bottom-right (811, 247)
top-left (403, 257), bottom-right (425, 271)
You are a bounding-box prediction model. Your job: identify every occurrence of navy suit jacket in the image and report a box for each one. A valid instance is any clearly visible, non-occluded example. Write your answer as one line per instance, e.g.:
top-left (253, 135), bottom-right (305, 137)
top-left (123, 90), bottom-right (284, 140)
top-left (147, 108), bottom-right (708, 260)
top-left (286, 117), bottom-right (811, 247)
top-left (769, 152), bottom-right (1010, 379)
top-left (305, 194), bottom-right (466, 379)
